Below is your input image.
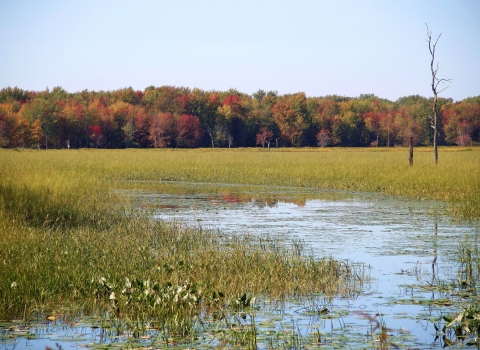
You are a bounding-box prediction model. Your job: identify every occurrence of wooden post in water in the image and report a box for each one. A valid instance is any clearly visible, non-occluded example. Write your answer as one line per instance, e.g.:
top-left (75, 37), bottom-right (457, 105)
top-left (409, 136), bottom-right (413, 166)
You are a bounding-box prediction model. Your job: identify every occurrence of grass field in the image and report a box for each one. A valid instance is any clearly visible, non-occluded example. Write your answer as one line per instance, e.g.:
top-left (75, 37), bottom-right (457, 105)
top-left (0, 147), bottom-right (478, 345)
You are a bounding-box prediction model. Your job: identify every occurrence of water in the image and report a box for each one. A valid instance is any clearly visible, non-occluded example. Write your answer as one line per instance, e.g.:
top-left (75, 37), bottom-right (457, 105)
top-left (2, 181), bottom-right (479, 349)
top-left (144, 182), bottom-right (479, 347)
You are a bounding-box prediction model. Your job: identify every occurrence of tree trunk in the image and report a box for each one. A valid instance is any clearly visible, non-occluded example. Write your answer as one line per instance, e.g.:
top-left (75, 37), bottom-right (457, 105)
top-left (207, 129), bottom-right (214, 148)
top-left (387, 125), bottom-right (390, 148)
top-left (432, 82), bottom-right (438, 164)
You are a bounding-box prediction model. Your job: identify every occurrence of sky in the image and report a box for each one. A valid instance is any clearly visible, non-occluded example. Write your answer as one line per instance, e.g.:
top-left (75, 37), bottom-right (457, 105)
top-left (1, 0), bottom-right (479, 101)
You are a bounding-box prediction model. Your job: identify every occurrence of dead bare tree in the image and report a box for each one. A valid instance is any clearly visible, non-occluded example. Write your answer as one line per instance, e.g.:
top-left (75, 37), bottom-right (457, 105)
top-left (409, 136), bottom-right (413, 166)
top-left (426, 24), bottom-right (451, 164)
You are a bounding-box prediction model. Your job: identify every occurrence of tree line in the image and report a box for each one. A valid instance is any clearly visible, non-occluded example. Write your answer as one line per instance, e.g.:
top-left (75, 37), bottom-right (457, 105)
top-left (0, 86), bottom-right (479, 149)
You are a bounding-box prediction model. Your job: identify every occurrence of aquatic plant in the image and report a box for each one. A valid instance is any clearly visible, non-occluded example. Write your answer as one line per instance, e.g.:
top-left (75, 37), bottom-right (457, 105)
top-left (441, 304), bottom-right (480, 347)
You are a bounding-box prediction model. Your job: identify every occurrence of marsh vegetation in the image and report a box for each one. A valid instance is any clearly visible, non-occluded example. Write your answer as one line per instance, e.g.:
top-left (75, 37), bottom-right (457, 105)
top-left (0, 147), bottom-right (479, 348)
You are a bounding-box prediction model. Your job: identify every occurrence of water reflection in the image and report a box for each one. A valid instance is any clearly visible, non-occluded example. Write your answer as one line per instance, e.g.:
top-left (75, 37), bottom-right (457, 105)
top-left (124, 181), bottom-right (479, 347)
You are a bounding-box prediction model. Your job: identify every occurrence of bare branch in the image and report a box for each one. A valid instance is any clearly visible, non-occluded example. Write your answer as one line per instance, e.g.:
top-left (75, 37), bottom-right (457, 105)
top-left (436, 78), bottom-right (451, 83)
top-left (436, 86), bottom-right (450, 95)
top-left (435, 77), bottom-right (451, 85)
top-left (433, 33), bottom-right (441, 49)
top-left (434, 78), bottom-right (452, 92)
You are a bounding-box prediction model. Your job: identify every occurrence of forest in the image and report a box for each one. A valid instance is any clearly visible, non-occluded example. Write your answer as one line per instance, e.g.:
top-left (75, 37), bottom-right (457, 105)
top-left (0, 86), bottom-right (479, 149)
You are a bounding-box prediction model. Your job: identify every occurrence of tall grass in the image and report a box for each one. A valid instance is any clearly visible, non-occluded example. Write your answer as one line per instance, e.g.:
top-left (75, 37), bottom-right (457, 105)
top-left (0, 148), bottom-right (366, 342)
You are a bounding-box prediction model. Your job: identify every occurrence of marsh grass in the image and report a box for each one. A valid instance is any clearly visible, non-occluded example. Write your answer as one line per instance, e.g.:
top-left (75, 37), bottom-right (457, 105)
top-left (456, 244), bottom-right (480, 289)
top-left (88, 147), bottom-right (478, 219)
top-left (1, 215), bottom-right (359, 329)
top-left (3, 147), bottom-right (477, 218)
top-left (0, 149), bottom-right (366, 344)
top-left (0, 147), bottom-right (478, 346)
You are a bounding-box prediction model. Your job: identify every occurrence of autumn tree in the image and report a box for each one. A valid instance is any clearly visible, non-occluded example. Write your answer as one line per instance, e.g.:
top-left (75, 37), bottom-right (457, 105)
top-left (0, 115), bottom-right (6, 147)
top-left (0, 103), bottom-right (22, 147)
top-left (364, 112), bottom-right (382, 146)
top-left (146, 86), bottom-right (185, 115)
top-left (247, 90), bottom-right (278, 147)
top-left (452, 101), bottom-right (480, 144)
top-left (379, 112), bottom-right (395, 147)
top-left (111, 87), bottom-right (142, 105)
top-left (0, 87), bottom-right (30, 104)
top-left (20, 97), bottom-right (58, 149)
top-left (394, 109), bottom-right (422, 146)
top-left (315, 98), bottom-right (338, 132)
top-left (221, 94), bottom-right (248, 147)
top-left (149, 112), bottom-right (176, 148)
top-left (316, 128), bottom-right (332, 147)
top-left (288, 93), bottom-right (313, 145)
top-left (204, 93), bottom-right (222, 147)
top-left (133, 108), bottom-right (151, 148)
top-left (272, 99), bottom-right (305, 146)
top-left (331, 99), bottom-right (370, 146)
top-left (256, 128), bottom-right (274, 148)
top-left (31, 119), bottom-right (43, 149)
top-left (88, 125), bottom-right (103, 147)
top-left (2, 85), bottom-right (478, 150)
top-left (59, 100), bottom-right (83, 148)
top-left (122, 120), bottom-right (136, 148)
top-left (442, 108), bottom-right (459, 145)
top-left (179, 90), bottom-right (219, 147)
top-left (457, 121), bottom-right (472, 146)
top-left (176, 114), bottom-right (203, 148)
top-left (109, 101), bottom-right (136, 148)
top-left (331, 111), bottom-right (365, 147)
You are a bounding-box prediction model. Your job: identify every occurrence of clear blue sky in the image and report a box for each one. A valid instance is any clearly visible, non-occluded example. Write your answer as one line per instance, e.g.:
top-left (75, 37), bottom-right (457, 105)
top-left (1, 0), bottom-right (479, 101)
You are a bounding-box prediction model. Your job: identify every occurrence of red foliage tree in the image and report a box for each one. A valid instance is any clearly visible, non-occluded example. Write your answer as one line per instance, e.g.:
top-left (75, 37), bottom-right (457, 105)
top-left (176, 114), bottom-right (203, 148)
top-left (88, 125), bottom-right (103, 147)
top-left (134, 108), bottom-right (150, 147)
top-left (364, 111), bottom-right (382, 146)
top-left (149, 112), bottom-right (176, 148)
top-left (442, 107), bottom-right (473, 146)
top-left (256, 128), bottom-right (273, 148)
top-left (222, 95), bottom-right (246, 117)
